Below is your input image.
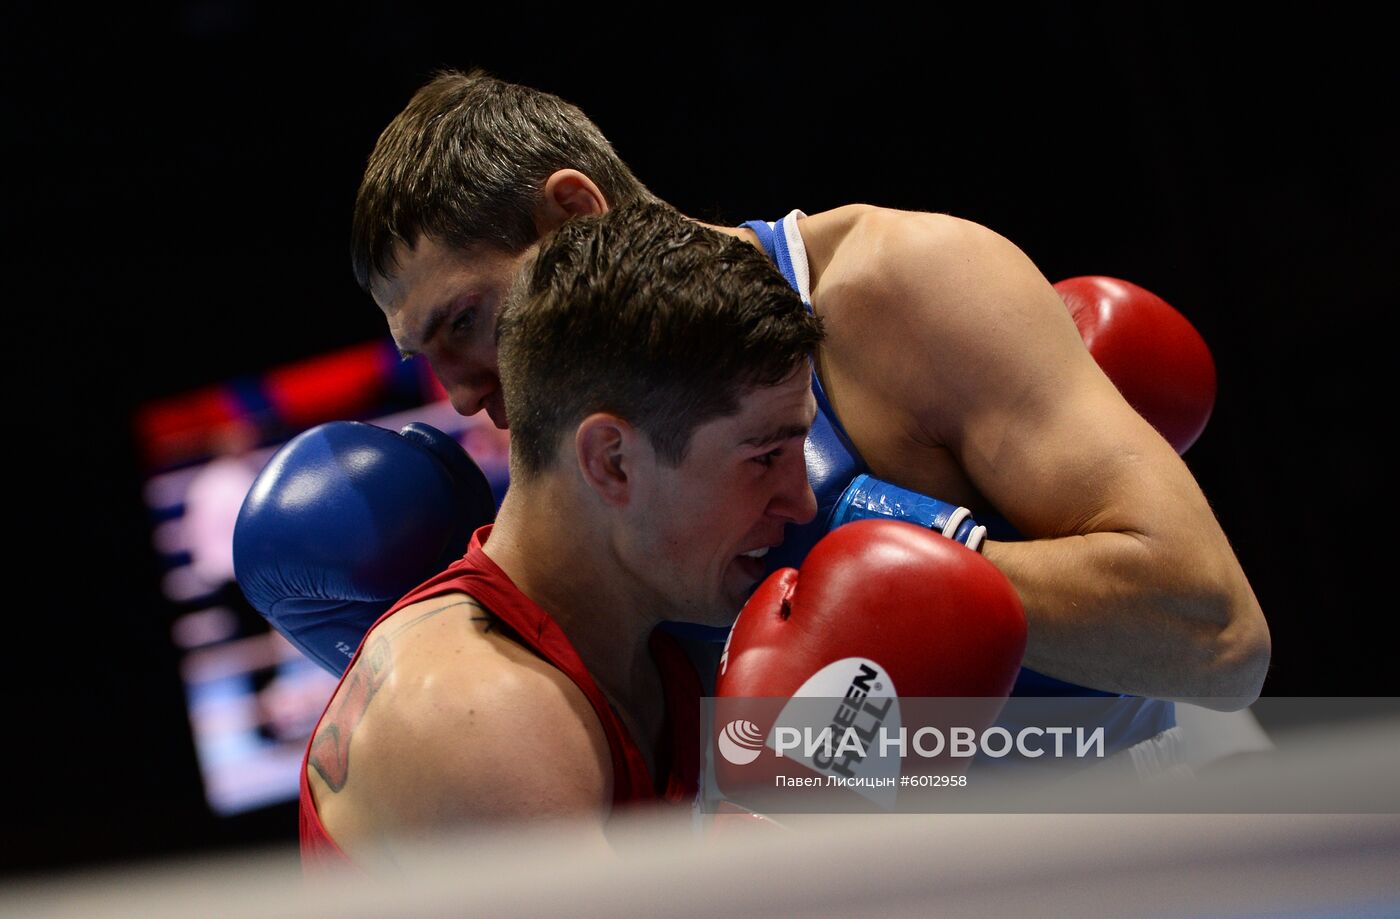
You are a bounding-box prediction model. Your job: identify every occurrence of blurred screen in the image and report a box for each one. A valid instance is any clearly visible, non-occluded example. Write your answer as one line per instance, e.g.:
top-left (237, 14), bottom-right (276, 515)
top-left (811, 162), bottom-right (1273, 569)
top-left (136, 340), bottom-right (509, 815)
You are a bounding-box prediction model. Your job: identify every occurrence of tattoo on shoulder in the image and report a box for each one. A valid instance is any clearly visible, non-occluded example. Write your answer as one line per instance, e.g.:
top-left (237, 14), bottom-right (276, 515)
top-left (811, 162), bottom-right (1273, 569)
top-left (385, 597), bottom-right (496, 637)
top-left (309, 634), bottom-right (392, 792)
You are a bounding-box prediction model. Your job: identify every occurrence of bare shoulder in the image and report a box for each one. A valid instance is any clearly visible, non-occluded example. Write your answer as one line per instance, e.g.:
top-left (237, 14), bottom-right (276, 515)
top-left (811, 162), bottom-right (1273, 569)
top-left (803, 205), bottom-right (1033, 313)
top-left (801, 206), bottom-right (1071, 437)
top-left (370, 625), bottom-right (614, 822)
top-left (308, 592), bottom-right (612, 843)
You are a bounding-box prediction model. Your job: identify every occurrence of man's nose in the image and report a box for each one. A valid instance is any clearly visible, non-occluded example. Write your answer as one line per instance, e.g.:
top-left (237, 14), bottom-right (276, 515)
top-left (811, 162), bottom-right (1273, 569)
top-left (427, 356), bottom-right (490, 418)
top-left (772, 463), bottom-right (818, 526)
top-left (446, 380), bottom-right (491, 417)
top-left (445, 382), bottom-right (479, 416)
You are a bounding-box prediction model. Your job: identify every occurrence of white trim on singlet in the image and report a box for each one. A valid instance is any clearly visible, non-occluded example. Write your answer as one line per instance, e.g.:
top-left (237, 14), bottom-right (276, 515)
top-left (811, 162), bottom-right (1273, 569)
top-left (779, 210), bottom-right (813, 306)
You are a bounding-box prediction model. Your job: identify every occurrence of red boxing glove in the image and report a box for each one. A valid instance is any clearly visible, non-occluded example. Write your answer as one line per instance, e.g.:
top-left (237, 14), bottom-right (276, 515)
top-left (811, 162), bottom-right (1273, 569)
top-left (712, 521), bottom-right (1025, 806)
top-left (1055, 276), bottom-right (1217, 454)
top-left (718, 519), bottom-right (1026, 700)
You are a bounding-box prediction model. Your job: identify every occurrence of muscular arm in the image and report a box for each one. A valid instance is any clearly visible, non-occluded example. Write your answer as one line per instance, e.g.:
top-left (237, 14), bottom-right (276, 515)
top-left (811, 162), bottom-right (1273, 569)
top-left (307, 595), bottom-right (614, 866)
top-left (843, 210), bottom-right (1269, 709)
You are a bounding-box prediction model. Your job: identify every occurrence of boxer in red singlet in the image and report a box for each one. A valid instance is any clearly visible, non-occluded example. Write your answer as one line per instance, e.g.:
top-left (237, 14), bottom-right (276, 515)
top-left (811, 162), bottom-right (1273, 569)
top-left (301, 204), bottom-right (822, 868)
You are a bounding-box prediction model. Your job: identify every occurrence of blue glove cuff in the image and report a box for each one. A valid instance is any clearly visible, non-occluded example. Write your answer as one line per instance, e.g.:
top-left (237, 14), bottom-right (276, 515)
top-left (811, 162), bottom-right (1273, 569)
top-left (830, 474), bottom-right (987, 552)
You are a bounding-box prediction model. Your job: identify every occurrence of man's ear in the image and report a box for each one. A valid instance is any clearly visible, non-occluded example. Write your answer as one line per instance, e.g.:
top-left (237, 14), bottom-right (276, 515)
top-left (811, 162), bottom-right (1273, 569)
top-left (575, 413), bottom-right (642, 507)
top-left (537, 170), bottom-right (609, 233)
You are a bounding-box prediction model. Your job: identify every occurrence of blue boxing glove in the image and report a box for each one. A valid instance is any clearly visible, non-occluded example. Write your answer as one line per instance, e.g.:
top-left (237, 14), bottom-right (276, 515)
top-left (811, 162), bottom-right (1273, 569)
top-left (233, 421), bottom-right (496, 675)
top-left (765, 383), bottom-right (986, 574)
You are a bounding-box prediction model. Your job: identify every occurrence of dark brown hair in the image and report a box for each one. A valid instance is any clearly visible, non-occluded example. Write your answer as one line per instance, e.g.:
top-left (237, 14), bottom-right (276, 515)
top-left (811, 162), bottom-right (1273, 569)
top-left (352, 70), bottom-right (657, 289)
top-left (497, 203), bottom-right (824, 476)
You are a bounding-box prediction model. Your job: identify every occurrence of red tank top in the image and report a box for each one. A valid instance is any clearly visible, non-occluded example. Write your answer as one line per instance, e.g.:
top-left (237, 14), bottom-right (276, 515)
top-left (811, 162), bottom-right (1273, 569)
top-left (299, 525), bottom-right (701, 870)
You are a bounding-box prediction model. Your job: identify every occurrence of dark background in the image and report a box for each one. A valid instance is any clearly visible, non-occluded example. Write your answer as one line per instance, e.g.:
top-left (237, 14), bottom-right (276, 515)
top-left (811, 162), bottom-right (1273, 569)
top-left (7, 2), bottom-right (1393, 876)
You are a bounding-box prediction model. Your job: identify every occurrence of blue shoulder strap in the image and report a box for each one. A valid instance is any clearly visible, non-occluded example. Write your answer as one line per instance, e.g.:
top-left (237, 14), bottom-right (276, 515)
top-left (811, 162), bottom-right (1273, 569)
top-left (742, 217), bottom-right (865, 463)
top-left (741, 219), bottom-right (779, 261)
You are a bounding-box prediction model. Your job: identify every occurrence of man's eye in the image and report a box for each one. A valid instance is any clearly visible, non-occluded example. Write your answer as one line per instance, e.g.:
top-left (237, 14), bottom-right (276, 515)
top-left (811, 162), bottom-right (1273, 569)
top-left (753, 448), bottom-right (782, 468)
top-left (453, 309), bottom-right (477, 334)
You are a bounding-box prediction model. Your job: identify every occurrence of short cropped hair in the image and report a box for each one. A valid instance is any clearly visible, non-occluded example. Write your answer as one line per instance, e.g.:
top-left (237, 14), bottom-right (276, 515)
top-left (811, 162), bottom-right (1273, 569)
top-left (497, 203), bottom-right (824, 477)
top-left (352, 70), bottom-right (658, 289)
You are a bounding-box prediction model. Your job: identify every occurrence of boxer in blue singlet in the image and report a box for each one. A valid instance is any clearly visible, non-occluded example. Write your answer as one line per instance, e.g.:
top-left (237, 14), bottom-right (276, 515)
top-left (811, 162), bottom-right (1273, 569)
top-left (739, 211), bottom-right (1176, 764)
